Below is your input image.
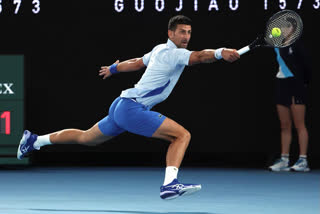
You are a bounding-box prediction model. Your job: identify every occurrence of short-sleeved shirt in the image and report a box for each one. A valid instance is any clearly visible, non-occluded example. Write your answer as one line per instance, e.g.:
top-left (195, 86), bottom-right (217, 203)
top-left (120, 39), bottom-right (192, 109)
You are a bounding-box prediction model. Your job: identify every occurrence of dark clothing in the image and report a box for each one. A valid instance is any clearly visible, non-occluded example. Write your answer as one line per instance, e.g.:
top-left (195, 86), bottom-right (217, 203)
top-left (275, 39), bottom-right (311, 106)
top-left (275, 77), bottom-right (308, 107)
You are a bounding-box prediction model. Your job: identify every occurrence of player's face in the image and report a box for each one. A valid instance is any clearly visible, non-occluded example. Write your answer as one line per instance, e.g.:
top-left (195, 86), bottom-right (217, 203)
top-left (281, 23), bottom-right (294, 38)
top-left (168, 24), bottom-right (192, 48)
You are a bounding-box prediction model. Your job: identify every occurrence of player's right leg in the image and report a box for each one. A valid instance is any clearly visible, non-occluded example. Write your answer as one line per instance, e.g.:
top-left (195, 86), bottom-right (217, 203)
top-left (17, 97), bottom-right (125, 160)
top-left (17, 124), bottom-right (113, 160)
top-left (269, 104), bottom-right (292, 171)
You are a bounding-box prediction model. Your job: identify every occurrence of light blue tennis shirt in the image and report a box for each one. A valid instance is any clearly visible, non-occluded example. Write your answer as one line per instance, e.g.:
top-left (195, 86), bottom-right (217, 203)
top-left (274, 47), bottom-right (294, 78)
top-left (120, 39), bottom-right (192, 109)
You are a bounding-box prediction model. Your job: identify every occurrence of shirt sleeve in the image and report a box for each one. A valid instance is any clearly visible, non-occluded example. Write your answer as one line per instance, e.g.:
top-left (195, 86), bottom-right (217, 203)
top-left (142, 51), bottom-right (152, 66)
top-left (294, 40), bottom-right (312, 84)
top-left (172, 48), bottom-right (192, 66)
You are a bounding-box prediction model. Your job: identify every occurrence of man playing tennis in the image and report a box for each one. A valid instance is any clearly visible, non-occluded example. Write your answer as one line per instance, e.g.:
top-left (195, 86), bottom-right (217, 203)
top-left (17, 15), bottom-right (240, 200)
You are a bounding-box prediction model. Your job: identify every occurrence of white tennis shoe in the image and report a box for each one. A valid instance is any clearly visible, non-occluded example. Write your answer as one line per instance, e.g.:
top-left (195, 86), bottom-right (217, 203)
top-left (291, 158), bottom-right (310, 172)
top-left (269, 158), bottom-right (290, 172)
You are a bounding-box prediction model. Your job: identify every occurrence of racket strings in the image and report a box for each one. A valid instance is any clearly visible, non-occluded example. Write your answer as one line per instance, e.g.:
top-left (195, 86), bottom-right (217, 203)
top-left (264, 10), bottom-right (303, 48)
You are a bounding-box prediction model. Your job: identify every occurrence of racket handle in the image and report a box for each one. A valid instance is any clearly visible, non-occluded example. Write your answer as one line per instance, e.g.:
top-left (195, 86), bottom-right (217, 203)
top-left (237, 46), bottom-right (250, 55)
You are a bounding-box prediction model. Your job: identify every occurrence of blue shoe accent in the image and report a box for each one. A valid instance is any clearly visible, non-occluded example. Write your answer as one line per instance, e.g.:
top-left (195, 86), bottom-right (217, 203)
top-left (17, 130), bottom-right (38, 160)
top-left (160, 179), bottom-right (201, 200)
top-left (290, 158), bottom-right (310, 172)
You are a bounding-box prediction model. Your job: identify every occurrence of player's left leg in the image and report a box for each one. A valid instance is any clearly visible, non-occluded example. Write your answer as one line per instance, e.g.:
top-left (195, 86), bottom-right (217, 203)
top-left (112, 98), bottom-right (201, 200)
top-left (152, 117), bottom-right (190, 168)
top-left (152, 117), bottom-right (201, 200)
top-left (290, 102), bottom-right (310, 171)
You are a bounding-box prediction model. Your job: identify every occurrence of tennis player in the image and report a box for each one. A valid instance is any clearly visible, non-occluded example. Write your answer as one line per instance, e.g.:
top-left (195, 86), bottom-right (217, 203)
top-left (17, 15), bottom-right (240, 199)
top-left (269, 17), bottom-right (311, 172)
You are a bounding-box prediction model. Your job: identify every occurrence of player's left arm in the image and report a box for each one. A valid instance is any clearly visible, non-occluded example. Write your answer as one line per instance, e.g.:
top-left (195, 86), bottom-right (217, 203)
top-left (99, 58), bottom-right (145, 79)
top-left (188, 49), bottom-right (240, 66)
top-left (294, 42), bottom-right (312, 85)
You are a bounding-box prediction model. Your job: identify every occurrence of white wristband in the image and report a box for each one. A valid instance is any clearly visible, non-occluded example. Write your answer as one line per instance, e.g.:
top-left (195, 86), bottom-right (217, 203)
top-left (214, 48), bottom-right (225, 60)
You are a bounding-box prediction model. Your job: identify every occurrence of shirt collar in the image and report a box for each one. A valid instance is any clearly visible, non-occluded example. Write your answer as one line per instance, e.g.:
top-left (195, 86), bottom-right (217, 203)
top-left (167, 39), bottom-right (177, 49)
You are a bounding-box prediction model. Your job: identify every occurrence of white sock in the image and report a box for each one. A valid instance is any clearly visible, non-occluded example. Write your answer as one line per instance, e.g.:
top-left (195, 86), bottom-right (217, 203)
top-left (299, 155), bottom-right (307, 159)
top-left (281, 154), bottom-right (289, 161)
top-left (163, 166), bottom-right (178, 185)
top-left (33, 134), bottom-right (52, 150)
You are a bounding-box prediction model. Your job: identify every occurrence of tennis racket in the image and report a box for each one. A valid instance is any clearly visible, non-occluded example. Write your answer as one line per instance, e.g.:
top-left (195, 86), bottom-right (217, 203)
top-left (237, 10), bottom-right (303, 55)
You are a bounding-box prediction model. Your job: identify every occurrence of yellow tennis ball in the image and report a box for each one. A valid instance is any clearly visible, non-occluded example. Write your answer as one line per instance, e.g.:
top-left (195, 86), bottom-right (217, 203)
top-left (272, 27), bottom-right (281, 37)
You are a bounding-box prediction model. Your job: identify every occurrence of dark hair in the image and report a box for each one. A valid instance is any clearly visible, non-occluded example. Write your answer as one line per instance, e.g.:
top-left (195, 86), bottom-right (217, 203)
top-left (286, 17), bottom-right (297, 30)
top-left (168, 15), bottom-right (192, 31)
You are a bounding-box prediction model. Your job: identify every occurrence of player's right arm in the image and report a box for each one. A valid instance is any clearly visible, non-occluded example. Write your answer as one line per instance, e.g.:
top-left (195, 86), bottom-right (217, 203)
top-left (99, 58), bottom-right (145, 79)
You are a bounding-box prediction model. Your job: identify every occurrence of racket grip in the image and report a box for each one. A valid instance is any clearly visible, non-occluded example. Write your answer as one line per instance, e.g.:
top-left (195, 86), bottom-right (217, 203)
top-left (237, 46), bottom-right (250, 55)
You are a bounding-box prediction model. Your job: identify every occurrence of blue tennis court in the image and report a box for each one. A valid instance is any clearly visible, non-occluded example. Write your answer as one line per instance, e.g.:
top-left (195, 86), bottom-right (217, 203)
top-left (1, 167), bottom-right (319, 214)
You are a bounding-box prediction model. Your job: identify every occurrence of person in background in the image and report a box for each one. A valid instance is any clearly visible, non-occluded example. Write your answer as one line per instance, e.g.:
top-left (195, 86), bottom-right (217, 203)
top-left (269, 17), bottom-right (311, 172)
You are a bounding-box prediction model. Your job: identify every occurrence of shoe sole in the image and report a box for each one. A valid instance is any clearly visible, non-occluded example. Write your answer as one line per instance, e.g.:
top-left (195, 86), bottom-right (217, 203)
top-left (269, 167), bottom-right (290, 172)
top-left (160, 192), bottom-right (180, 200)
top-left (161, 185), bottom-right (202, 200)
top-left (179, 185), bottom-right (202, 196)
top-left (17, 130), bottom-right (31, 160)
top-left (291, 167), bottom-right (310, 172)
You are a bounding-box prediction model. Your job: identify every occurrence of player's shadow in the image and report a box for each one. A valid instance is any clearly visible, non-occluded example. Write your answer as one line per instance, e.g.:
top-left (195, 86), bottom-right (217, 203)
top-left (30, 209), bottom-right (218, 214)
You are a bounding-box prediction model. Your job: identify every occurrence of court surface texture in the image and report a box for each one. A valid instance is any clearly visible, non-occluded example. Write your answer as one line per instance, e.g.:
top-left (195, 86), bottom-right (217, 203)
top-left (1, 167), bottom-right (319, 214)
